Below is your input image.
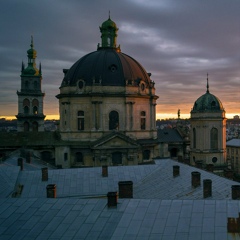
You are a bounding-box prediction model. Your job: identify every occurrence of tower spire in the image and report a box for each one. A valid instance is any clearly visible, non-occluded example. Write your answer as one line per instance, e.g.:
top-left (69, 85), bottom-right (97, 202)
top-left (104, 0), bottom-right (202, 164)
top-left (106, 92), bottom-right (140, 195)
top-left (206, 73), bottom-right (209, 93)
top-left (30, 35), bottom-right (34, 49)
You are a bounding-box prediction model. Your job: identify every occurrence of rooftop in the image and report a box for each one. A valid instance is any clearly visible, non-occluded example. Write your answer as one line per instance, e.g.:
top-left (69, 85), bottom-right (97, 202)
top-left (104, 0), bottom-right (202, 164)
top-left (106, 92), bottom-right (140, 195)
top-left (0, 157), bottom-right (240, 239)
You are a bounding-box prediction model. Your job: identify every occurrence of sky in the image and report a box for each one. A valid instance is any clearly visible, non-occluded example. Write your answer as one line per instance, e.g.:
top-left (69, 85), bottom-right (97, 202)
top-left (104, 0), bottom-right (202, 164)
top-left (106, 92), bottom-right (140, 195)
top-left (0, 0), bottom-right (239, 120)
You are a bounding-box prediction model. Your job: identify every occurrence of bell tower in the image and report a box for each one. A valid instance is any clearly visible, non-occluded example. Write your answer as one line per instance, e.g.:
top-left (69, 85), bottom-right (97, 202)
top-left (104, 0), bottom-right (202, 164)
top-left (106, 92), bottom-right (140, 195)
top-left (16, 36), bottom-right (45, 132)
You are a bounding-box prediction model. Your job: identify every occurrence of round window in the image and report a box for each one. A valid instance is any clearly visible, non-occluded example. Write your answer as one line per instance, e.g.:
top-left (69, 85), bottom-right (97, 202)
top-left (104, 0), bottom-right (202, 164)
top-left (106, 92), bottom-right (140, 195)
top-left (212, 157), bottom-right (217, 163)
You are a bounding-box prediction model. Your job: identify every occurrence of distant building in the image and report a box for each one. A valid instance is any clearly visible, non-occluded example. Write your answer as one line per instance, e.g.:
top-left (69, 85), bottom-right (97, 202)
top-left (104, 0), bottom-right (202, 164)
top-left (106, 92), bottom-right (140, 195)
top-left (227, 139), bottom-right (240, 174)
top-left (190, 77), bottom-right (227, 168)
top-left (16, 37), bottom-right (45, 132)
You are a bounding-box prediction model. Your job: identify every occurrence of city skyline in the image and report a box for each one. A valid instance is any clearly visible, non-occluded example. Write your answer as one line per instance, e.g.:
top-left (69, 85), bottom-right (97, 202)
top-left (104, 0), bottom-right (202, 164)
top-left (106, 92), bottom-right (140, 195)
top-left (0, 0), bottom-right (239, 120)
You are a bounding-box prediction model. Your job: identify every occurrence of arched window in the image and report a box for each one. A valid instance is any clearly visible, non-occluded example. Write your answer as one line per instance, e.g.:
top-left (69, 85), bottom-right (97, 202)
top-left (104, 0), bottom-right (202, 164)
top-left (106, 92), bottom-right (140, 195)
top-left (143, 150), bottom-right (150, 160)
top-left (24, 106), bottom-right (29, 114)
top-left (32, 99), bottom-right (39, 114)
top-left (32, 121), bottom-right (38, 132)
top-left (23, 99), bottom-right (30, 114)
top-left (140, 111), bottom-right (146, 130)
top-left (77, 111), bottom-right (84, 130)
top-left (109, 111), bottom-right (119, 130)
top-left (33, 106), bottom-right (38, 114)
top-left (193, 128), bottom-right (196, 148)
top-left (24, 122), bottom-right (29, 132)
top-left (211, 128), bottom-right (218, 150)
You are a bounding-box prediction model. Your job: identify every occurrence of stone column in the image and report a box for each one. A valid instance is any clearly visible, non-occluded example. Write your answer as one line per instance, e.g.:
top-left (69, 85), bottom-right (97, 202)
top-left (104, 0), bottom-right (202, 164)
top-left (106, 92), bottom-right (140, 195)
top-left (92, 101), bottom-right (96, 130)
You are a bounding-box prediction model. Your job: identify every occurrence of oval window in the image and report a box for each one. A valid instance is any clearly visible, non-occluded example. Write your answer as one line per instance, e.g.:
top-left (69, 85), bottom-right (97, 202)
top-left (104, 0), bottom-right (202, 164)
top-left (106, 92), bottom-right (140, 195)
top-left (212, 157), bottom-right (217, 163)
top-left (78, 81), bottom-right (84, 89)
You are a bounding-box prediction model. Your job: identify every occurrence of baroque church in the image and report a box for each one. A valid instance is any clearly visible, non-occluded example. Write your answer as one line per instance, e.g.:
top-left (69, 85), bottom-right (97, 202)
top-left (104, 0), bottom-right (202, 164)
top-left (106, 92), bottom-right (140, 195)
top-left (13, 17), bottom-right (160, 168)
top-left (0, 17), bottom-right (227, 170)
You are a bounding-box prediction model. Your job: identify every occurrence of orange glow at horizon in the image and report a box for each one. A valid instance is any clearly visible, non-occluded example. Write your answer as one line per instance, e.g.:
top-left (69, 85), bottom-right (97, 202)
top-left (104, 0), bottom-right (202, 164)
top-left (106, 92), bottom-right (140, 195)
top-left (1, 112), bottom-right (239, 121)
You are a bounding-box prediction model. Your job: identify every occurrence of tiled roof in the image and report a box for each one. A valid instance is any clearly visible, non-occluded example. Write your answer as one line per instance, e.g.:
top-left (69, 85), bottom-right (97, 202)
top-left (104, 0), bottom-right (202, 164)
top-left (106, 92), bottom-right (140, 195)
top-left (2, 159), bottom-right (236, 200)
top-left (1, 158), bottom-right (240, 239)
top-left (0, 165), bottom-right (20, 197)
top-left (226, 138), bottom-right (240, 147)
top-left (0, 198), bottom-right (239, 239)
top-left (157, 129), bottom-right (183, 143)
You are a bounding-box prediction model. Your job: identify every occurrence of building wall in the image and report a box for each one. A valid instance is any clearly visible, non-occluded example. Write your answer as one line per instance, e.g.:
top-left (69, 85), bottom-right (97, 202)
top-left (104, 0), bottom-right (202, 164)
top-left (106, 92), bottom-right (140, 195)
top-left (227, 145), bottom-right (240, 174)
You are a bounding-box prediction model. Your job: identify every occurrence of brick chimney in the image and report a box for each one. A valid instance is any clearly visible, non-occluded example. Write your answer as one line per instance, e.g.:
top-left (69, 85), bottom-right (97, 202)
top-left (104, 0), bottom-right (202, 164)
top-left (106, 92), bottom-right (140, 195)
top-left (102, 165), bottom-right (108, 177)
top-left (203, 179), bottom-right (212, 198)
top-left (191, 171), bottom-right (201, 188)
top-left (46, 184), bottom-right (56, 198)
top-left (173, 165), bottom-right (180, 177)
top-left (17, 158), bottom-right (23, 171)
top-left (232, 185), bottom-right (240, 200)
top-left (118, 181), bottom-right (133, 198)
top-left (42, 167), bottom-right (48, 181)
top-left (107, 192), bottom-right (118, 207)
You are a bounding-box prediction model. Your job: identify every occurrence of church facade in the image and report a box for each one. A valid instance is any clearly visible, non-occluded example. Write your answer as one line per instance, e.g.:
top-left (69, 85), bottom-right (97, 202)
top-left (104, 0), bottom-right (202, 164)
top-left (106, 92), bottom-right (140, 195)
top-left (54, 17), bottom-right (159, 167)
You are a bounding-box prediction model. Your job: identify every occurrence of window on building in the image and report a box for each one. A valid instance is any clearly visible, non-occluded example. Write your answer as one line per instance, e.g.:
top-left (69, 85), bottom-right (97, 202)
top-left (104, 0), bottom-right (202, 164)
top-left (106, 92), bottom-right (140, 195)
top-left (143, 150), bottom-right (151, 160)
top-left (109, 111), bottom-right (119, 130)
top-left (75, 152), bottom-right (83, 164)
top-left (140, 111), bottom-right (146, 130)
top-left (24, 106), bottom-right (29, 114)
top-left (32, 99), bottom-right (39, 114)
top-left (77, 111), bottom-right (84, 130)
top-left (212, 157), bottom-right (217, 163)
top-left (64, 153), bottom-right (68, 161)
top-left (193, 128), bottom-right (196, 148)
top-left (210, 128), bottom-right (218, 150)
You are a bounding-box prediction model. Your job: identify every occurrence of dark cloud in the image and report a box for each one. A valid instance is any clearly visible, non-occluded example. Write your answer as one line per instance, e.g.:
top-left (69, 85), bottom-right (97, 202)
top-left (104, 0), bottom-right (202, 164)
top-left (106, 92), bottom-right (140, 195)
top-left (0, 0), bottom-right (239, 118)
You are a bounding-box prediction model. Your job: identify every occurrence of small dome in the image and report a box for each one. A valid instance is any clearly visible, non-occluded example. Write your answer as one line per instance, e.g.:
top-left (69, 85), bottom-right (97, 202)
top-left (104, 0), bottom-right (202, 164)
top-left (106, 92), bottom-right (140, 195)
top-left (101, 17), bottom-right (117, 29)
top-left (61, 48), bottom-right (151, 87)
top-left (192, 92), bottom-right (224, 113)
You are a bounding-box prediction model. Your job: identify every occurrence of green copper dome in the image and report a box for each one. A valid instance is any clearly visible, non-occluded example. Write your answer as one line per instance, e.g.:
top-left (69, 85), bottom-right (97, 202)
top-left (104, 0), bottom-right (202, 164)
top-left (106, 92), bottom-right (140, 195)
top-left (21, 36), bottom-right (40, 76)
top-left (192, 92), bottom-right (224, 112)
top-left (191, 79), bottom-right (224, 113)
top-left (101, 17), bottom-right (117, 29)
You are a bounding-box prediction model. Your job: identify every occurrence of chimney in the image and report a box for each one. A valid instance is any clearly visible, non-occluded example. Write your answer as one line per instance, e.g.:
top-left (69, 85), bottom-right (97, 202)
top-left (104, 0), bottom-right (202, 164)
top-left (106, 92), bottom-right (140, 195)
top-left (107, 192), bottom-right (118, 207)
top-left (224, 168), bottom-right (234, 179)
top-left (195, 160), bottom-right (203, 169)
top-left (118, 181), bottom-right (133, 198)
top-left (26, 151), bottom-right (31, 163)
top-left (46, 184), bottom-right (56, 198)
top-left (102, 165), bottom-right (108, 177)
top-left (17, 158), bottom-right (23, 171)
top-left (191, 171), bottom-right (201, 188)
top-left (173, 165), bottom-right (180, 177)
top-left (231, 185), bottom-right (240, 200)
top-left (203, 179), bottom-right (212, 198)
top-left (42, 167), bottom-right (48, 181)
top-left (206, 164), bottom-right (214, 172)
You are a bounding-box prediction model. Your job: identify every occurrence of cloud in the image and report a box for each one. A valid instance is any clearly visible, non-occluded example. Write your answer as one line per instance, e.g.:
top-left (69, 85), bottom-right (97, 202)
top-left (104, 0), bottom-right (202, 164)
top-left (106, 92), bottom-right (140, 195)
top-left (0, 0), bottom-right (239, 118)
